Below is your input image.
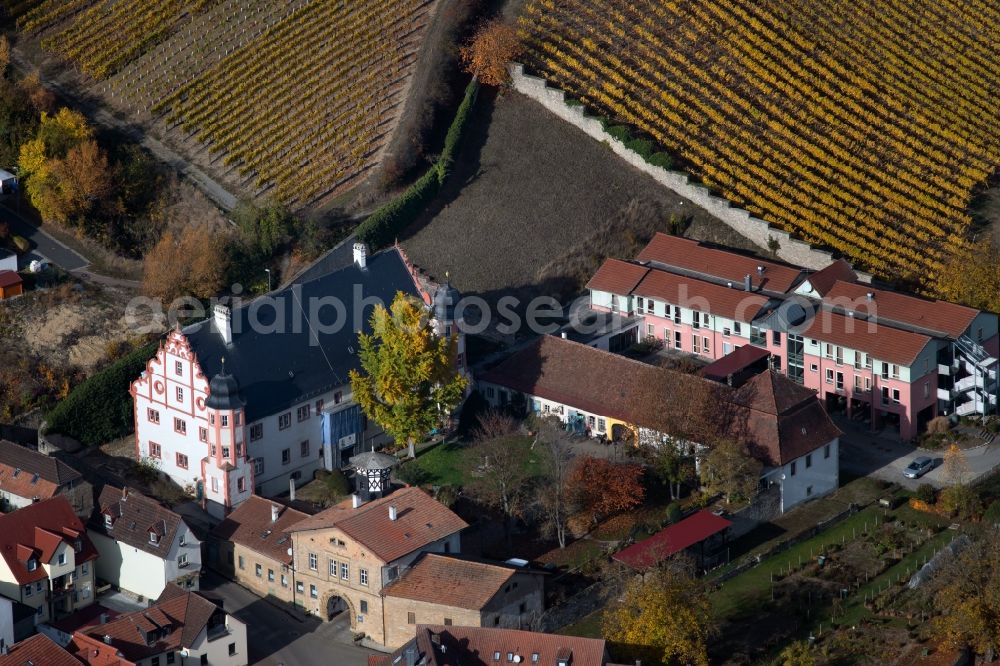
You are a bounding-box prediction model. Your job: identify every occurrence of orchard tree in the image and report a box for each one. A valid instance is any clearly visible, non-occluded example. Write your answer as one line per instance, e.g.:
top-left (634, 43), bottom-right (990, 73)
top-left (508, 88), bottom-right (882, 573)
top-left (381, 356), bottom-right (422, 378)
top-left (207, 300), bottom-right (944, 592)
top-left (932, 530), bottom-right (1000, 660)
top-left (460, 18), bottom-right (523, 87)
top-left (142, 225), bottom-right (228, 303)
top-left (535, 416), bottom-right (575, 548)
top-left (350, 292), bottom-right (467, 458)
top-left (568, 455), bottom-right (644, 525)
top-left (699, 438), bottom-right (762, 504)
top-left (466, 414), bottom-right (530, 550)
top-left (603, 565), bottom-right (712, 666)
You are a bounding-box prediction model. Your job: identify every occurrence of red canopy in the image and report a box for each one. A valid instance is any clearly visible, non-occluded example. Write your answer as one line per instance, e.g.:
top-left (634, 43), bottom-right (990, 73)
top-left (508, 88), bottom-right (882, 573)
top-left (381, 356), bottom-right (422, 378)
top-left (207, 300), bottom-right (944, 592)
top-left (613, 509), bottom-right (731, 570)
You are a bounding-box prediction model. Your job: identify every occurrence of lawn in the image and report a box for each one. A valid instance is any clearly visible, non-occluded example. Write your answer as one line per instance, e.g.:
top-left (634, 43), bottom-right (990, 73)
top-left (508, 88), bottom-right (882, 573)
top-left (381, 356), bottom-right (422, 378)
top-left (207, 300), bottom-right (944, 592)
top-left (403, 435), bottom-right (544, 487)
top-left (560, 609), bottom-right (604, 639)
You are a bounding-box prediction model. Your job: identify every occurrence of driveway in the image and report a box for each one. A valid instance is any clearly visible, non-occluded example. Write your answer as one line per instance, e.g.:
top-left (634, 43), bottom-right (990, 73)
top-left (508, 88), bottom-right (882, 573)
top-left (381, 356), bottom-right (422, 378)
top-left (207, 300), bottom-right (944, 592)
top-left (199, 571), bottom-right (375, 666)
top-left (1, 201), bottom-right (89, 271)
top-left (837, 416), bottom-right (1000, 490)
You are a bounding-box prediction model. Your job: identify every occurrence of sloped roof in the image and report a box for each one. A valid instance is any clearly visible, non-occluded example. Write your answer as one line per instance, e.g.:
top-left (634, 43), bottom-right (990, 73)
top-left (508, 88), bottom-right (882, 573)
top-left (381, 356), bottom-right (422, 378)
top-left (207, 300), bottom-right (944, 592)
top-left (637, 233), bottom-right (803, 293)
top-left (800, 310), bottom-right (932, 366)
top-left (181, 247), bottom-right (423, 421)
top-left (0, 634), bottom-right (82, 666)
top-left (91, 486), bottom-right (190, 558)
top-left (733, 370), bottom-right (819, 416)
top-left (0, 496), bottom-right (98, 584)
top-left (0, 439), bottom-right (82, 501)
top-left (823, 280), bottom-right (979, 339)
top-left (382, 554), bottom-right (522, 609)
top-left (700, 344), bottom-right (771, 382)
top-left (632, 268), bottom-right (770, 322)
top-left (803, 259), bottom-right (857, 296)
top-left (613, 510), bottom-right (732, 570)
top-left (371, 626), bottom-right (609, 666)
top-left (585, 258), bottom-right (649, 295)
top-left (290, 487), bottom-right (467, 564)
top-left (0, 270), bottom-right (21, 289)
top-left (75, 585), bottom-right (222, 662)
top-left (211, 495), bottom-right (308, 565)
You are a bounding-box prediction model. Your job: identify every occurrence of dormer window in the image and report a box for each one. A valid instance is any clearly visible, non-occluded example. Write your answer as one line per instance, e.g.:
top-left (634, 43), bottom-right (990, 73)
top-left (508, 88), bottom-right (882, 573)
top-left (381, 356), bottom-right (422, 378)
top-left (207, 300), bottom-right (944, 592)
top-left (74, 539), bottom-right (82, 553)
top-left (12, 467), bottom-right (20, 478)
top-left (149, 532), bottom-right (160, 545)
top-left (26, 558), bottom-right (37, 571)
top-left (30, 474), bottom-right (39, 484)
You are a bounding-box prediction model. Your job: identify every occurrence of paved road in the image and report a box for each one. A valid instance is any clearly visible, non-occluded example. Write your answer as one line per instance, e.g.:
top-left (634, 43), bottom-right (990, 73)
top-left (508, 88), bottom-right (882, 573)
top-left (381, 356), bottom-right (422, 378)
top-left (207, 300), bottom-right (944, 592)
top-left (199, 571), bottom-right (375, 666)
top-left (837, 416), bottom-right (1000, 490)
top-left (1, 200), bottom-right (89, 271)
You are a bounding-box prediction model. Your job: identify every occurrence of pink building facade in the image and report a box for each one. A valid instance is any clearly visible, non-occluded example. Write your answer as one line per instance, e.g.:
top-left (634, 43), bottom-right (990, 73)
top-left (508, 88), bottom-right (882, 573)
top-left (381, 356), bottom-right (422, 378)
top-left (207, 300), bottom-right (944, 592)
top-left (587, 235), bottom-right (999, 442)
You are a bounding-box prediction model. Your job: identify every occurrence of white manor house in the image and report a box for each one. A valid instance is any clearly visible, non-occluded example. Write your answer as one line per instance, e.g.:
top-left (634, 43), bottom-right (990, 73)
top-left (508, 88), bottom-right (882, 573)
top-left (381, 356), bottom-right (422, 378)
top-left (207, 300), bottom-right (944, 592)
top-left (130, 244), bottom-right (465, 518)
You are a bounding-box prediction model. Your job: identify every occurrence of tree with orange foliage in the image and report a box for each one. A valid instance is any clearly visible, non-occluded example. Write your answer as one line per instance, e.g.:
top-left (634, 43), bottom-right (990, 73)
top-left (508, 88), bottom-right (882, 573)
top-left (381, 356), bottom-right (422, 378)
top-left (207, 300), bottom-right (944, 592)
top-left (459, 19), bottom-right (522, 87)
top-left (568, 455), bottom-right (644, 525)
top-left (142, 224), bottom-right (228, 303)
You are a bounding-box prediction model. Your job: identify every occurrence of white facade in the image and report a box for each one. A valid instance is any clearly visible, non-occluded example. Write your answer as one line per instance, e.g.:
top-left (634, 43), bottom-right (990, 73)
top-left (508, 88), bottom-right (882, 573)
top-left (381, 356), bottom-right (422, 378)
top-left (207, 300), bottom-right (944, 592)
top-left (764, 438), bottom-right (840, 513)
top-left (89, 522), bottom-right (201, 601)
top-left (181, 612), bottom-right (249, 666)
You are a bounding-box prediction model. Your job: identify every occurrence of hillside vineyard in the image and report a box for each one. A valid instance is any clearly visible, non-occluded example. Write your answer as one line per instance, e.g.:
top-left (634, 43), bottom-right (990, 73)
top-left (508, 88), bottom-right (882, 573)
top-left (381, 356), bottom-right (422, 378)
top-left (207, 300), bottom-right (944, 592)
top-left (8, 0), bottom-right (438, 206)
top-left (518, 0), bottom-right (1000, 282)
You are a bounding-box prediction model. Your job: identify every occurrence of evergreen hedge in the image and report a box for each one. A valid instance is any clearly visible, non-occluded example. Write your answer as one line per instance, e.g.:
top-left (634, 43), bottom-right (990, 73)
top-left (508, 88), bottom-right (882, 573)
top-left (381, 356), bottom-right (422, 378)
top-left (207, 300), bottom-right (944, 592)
top-left (46, 341), bottom-right (158, 447)
top-left (356, 78), bottom-right (480, 249)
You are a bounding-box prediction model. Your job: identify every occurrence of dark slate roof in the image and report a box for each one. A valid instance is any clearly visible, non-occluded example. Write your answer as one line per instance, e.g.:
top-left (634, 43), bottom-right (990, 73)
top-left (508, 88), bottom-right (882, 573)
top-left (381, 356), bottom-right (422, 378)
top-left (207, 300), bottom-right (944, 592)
top-left (0, 439), bottom-right (82, 489)
top-left (205, 368), bottom-right (245, 410)
top-left (92, 486), bottom-right (188, 558)
top-left (350, 450), bottom-right (397, 471)
top-left (183, 248), bottom-right (422, 421)
top-left (432, 282), bottom-right (461, 322)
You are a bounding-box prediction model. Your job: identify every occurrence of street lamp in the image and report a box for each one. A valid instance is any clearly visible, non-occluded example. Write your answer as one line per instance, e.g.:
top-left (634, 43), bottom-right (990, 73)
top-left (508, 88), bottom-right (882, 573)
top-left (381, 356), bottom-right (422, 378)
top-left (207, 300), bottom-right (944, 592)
top-left (264, 268), bottom-right (271, 292)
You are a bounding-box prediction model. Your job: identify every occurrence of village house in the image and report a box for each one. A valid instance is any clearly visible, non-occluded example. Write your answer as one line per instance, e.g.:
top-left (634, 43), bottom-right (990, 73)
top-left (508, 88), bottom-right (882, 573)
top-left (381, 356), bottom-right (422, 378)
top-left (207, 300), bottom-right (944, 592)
top-left (381, 553), bottom-right (546, 648)
top-left (129, 243), bottom-right (465, 518)
top-left (0, 496), bottom-right (99, 623)
top-left (89, 486), bottom-right (202, 601)
top-left (479, 335), bottom-right (841, 513)
top-left (69, 583), bottom-right (248, 666)
top-left (0, 594), bottom-right (35, 652)
top-left (208, 495), bottom-right (309, 604)
top-left (0, 439), bottom-right (90, 516)
top-left (0, 633), bottom-right (81, 666)
top-left (585, 233), bottom-right (998, 440)
top-left (288, 461), bottom-right (468, 648)
top-left (370, 625), bottom-right (622, 666)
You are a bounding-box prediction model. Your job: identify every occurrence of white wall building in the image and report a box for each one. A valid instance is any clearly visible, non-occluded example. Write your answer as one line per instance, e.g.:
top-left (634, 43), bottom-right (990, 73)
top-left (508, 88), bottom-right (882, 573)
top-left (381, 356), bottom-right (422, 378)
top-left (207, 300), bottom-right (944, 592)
top-left (89, 486), bottom-right (202, 600)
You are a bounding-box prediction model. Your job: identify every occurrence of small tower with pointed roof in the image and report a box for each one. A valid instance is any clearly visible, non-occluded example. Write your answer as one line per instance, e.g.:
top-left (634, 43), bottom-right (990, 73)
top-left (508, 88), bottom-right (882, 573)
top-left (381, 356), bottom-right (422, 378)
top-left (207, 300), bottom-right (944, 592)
top-left (431, 275), bottom-right (466, 371)
top-left (350, 450), bottom-right (396, 501)
top-left (202, 358), bottom-right (253, 518)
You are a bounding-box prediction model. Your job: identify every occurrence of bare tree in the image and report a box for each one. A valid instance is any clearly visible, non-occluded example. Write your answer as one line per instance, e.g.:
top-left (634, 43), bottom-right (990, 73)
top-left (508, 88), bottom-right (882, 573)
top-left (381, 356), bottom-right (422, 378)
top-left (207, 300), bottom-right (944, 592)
top-left (534, 416), bottom-right (575, 548)
top-left (466, 432), bottom-right (530, 551)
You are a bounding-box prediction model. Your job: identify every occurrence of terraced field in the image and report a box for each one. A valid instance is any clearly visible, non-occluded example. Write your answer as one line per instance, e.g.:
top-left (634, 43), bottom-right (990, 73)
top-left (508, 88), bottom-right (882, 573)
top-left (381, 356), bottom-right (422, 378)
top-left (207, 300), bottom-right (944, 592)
top-left (518, 0), bottom-right (1000, 284)
top-left (4, 0), bottom-right (439, 206)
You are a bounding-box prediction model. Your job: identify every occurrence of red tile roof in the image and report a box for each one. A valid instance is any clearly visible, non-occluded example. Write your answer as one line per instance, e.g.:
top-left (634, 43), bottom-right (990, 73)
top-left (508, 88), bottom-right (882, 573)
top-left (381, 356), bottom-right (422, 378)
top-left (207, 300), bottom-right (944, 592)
top-left (0, 633), bottom-right (82, 666)
top-left (480, 336), bottom-right (839, 466)
top-left (613, 510), bottom-right (732, 570)
top-left (372, 626), bottom-right (610, 666)
top-left (803, 259), bottom-right (857, 296)
top-left (801, 310), bottom-right (932, 366)
top-left (0, 439), bottom-right (82, 501)
top-left (823, 280), bottom-right (979, 339)
top-left (290, 487), bottom-right (468, 564)
top-left (700, 345), bottom-right (771, 382)
top-left (74, 585), bottom-right (222, 663)
top-left (212, 495), bottom-right (308, 565)
top-left (0, 270), bottom-right (21, 289)
top-left (632, 268), bottom-right (770, 322)
top-left (585, 258), bottom-right (649, 295)
top-left (0, 495), bottom-right (98, 584)
top-left (382, 554), bottom-right (524, 609)
top-left (637, 233), bottom-right (803, 293)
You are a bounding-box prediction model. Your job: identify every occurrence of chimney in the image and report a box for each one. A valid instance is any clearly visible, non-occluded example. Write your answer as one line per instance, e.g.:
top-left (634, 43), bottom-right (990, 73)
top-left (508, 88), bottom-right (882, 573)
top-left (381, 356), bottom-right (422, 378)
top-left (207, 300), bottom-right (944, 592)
top-left (213, 304), bottom-right (233, 345)
top-left (103, 635), bottom-right (112, 645)
top-left (0, 646), bottom-right (7, 656)
top-left (289, 477), bottom-right (296, 502)
top-left (353, 242), bottom-right (368, 270)
top-left (560, 331), bottom-right (567, 339)
top-left (121, 487), bottom-right (129, 501)
top-left (866, 291), bottom-right (874, 302)
top-left (389, 505), bottom-right (398, 521)
top-left (99, 613), bottom-right (108, 624)
top-left (757, 265), bottom-right (764, 276)
top-left (744, 274), bottom-right (752, 292)
top-left (270, 503), bottom-right (280, 523)
top-left (351, 494), bottom-right (362, 509)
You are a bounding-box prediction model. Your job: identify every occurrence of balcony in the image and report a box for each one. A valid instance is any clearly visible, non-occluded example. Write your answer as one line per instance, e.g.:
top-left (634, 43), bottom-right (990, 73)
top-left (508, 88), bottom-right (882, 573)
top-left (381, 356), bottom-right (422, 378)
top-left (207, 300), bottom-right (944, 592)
top-left (955, 375), bottom-right (979, 393)
top-left (938, 363), bottom-right (952, 376)
top-left (937, 387), bottom-right (953, 401)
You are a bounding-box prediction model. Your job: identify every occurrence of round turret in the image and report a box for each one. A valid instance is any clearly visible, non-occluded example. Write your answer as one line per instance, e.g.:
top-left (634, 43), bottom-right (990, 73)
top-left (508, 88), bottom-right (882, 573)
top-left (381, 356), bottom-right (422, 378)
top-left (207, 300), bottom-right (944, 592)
top-left (205, 363), bottom-right (245, 410)
top-left (433, 281), bottom-right (461, 323)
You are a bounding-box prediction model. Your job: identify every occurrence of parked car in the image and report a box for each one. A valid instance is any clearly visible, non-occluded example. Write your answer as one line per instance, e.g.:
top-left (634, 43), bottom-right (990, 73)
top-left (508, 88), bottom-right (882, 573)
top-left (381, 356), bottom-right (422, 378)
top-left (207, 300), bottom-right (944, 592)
top-left (903, 456), bottom-right (934, 479)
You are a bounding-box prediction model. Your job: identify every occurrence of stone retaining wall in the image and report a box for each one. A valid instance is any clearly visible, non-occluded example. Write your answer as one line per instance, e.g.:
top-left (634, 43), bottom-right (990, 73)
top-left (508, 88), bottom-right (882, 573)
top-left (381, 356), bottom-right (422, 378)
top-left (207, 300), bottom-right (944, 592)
top-left (510, 63), bottom-right (871, 280)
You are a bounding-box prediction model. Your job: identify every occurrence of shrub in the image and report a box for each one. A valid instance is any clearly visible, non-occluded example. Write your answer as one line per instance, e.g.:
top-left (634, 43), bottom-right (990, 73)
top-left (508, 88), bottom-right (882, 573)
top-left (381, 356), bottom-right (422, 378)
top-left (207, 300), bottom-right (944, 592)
top-left (915, 483), bottom-right (936, 504)
top-left (646, 151), bottom-right (673, 169)
top-left (666, 502), bottom-right (682, 524)
top-left (605, 125), bottom-right (631, 143)
top-left (983, 500), bottom-right (1000, 526)
top-left (356, 78), bottom-right (479, 249)
top-left (46, 341), bottom-right (158, 446)
top-left (322, 469), bottom-right (350, 497)
top-left (926, 415), bottom-right (951, 434)
top-left (938, 485), bottom-right (983, 520)
top-left (625, 137), bottom-right (654, 159)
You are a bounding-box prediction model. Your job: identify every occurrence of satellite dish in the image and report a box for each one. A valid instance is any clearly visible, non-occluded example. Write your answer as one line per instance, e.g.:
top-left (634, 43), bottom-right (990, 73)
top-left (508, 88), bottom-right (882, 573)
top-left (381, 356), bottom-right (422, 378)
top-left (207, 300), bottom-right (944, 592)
top-left (287, 547), bottom-right (293, 556)
top-left (513, 657), bottom-right (522, 663)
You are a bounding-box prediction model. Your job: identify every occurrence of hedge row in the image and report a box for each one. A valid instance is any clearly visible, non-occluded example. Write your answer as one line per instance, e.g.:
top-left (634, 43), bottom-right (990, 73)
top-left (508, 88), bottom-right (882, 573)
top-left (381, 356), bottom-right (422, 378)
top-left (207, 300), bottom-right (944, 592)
top-left (46, 341), bottom-right (158, 447)
top-left (598, 116), bottom-right (674, 170)
top-left (355, 78), bottom-right (479, 249)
